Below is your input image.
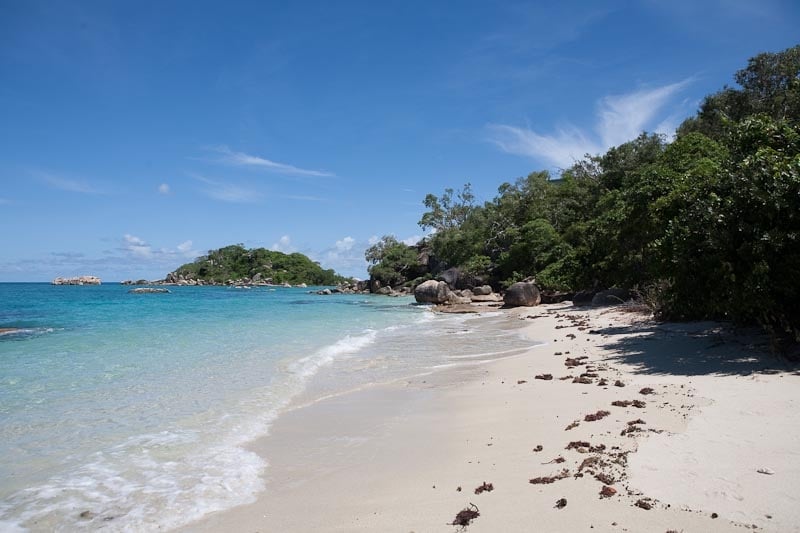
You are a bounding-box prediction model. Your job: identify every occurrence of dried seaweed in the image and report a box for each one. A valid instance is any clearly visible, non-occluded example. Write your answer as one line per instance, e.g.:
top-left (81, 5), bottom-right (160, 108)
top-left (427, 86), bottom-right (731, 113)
top-left (451, 504), bottom-right (480, 528)
top-left (529, 469), bottom-right (570, 485)
top-left (474, 482), bottom-right (494, 495)
top-left (584, 410), bottom-right (611, 422)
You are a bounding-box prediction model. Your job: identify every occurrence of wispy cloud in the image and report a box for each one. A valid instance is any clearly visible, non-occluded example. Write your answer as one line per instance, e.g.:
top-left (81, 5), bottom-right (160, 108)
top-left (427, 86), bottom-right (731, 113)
top-left (488, 79), bottom-right (692, 169)
top-left (208, 145), bottom-right (335, 178)
top-left (189, 173), bottom-right (261, 203)
top-left (158, 183), bottom-right (171, 195)
top-left (595, 80), bottom-right (692, 147)
top-left (279, 194), bottom-right (328, 202)
top-left (121, 234), bottom-right (199, 262)
top-left (123, 234), bottom-right (152, 258)
top-left (34, 170), bottom-right (104, 194)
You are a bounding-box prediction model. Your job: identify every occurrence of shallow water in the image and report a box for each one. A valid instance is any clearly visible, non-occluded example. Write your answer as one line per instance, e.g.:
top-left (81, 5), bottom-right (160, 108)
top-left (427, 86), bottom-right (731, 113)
top-left (0, 284), bottom-right (535, 531)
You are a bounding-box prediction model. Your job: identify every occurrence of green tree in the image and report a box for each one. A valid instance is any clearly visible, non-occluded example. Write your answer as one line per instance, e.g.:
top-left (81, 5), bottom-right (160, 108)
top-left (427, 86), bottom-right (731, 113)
top-left (365, 235), bottom-right (424, 287)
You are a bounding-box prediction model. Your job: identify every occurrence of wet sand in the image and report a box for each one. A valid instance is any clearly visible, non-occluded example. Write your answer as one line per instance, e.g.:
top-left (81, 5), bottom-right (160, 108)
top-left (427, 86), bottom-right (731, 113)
top-left (183, 302), bottom-right (800, 532)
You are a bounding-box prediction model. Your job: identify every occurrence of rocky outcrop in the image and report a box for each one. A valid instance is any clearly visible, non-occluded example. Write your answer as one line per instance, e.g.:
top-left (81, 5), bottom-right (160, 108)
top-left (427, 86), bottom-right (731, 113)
top-left (52, 276), bottom-right (101, 285)
top-left (128, 288), bottom-right (171, 294)
top-left (541, 291), bottom-right (575, 304)
top-left (503, 282), bottom-right (541, 307)
top-left (471, 293), bottom-right (503, 303)
top-left (472, 285), bottom-right (493, 296)
top-left (591, 288), bottom-right (631, 307)
top-left (437, 268), bottom-right (461, 289)
top-left (414, 280), bottom-right (451, 304)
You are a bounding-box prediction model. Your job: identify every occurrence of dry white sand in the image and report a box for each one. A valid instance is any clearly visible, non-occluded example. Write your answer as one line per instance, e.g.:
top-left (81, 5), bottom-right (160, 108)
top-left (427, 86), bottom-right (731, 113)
top-left (182, 302), bottom-right (800, 532)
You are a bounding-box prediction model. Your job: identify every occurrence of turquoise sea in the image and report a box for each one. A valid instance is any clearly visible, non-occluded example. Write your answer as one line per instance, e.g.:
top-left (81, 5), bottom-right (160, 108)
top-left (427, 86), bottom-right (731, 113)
top-left (0, 284), bottom-right (535, 531)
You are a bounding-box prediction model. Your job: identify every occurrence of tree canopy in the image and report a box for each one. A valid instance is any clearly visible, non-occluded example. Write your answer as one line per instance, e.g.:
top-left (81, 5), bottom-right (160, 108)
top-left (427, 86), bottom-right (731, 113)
top-left (173, 244), bottom-right (344, 285)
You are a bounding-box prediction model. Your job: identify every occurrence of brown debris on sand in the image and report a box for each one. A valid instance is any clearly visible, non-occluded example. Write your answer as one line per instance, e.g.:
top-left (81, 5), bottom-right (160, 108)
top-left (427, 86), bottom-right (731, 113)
top-left (565, 356), bottom-right (588, 368)
top-left (533, 445), bottom-right (543, 452)
top-left (573, 376), bottom-right (593, 384)
top-left (595, 472), bottom-right (615, 485)
top-left (565, 440), bottom-right (591, 450)
top-left (639, 387), bottom-right (655, 395)
top-left (474, 482), bottom-right (494, 495)
top-left (517, 380), bottom-right (527, 384)
top-left (621, 425), bottom-right (644, 436)
top-left (614, 380), bottom-right (625, 387)
top-left (628, 419), bottom-right (645, 425)
top-left (542, 456), bottom-right (566, 464)
top-left (565, 420), bottom-right (580, 431)
top-left (635, 498), bottom-right (653, 510)
top-left (598, 378), bottom-right (609, 386)
top-left (600, 485), bottom-right (617, 498)
top-left (529, 469), bottom-right (570, 485)
top-left (535, 373), bottom-right (553, 380)
top-left (451, 503), bottom-right (480, 528)
top-left (584, 410), bottom-right (611, 422)
top-left (555, 498), bottom-right (567, 509)
top-left (611, 400), bottom-right (646, 408)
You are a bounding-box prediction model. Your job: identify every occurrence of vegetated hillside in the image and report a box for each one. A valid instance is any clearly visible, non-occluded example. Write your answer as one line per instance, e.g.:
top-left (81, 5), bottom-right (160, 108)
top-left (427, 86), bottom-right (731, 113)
top-left (172, 244), bottom-right (344, 285)
top-left (368, 44), bottom-right (800, 346)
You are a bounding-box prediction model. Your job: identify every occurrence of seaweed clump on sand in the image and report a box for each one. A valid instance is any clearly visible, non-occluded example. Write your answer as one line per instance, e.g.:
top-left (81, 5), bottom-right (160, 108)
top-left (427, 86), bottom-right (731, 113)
top-left (584, 410), bottom-right (611, 422)
top-left (451, 503), bottom-right (480, 529)
top-left (529, 469), bottom-right (570, 485)
top-left (474, 482), bottom-right (494, 494)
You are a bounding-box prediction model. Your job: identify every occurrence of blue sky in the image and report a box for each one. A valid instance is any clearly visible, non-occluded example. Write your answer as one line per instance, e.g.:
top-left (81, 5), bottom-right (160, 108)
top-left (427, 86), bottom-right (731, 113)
top-left (1, 1), bottom-right (798, 281)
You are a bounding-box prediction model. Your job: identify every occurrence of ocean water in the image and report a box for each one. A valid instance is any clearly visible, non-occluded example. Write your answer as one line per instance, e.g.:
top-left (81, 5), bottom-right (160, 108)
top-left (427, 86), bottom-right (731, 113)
top-left (0, 283), bottom-right (536, 531)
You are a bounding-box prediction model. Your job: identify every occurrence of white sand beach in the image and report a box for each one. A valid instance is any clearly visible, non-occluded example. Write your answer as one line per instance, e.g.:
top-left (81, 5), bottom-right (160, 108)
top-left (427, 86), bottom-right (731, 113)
top-left (184, 302), bottom-right (800, 532)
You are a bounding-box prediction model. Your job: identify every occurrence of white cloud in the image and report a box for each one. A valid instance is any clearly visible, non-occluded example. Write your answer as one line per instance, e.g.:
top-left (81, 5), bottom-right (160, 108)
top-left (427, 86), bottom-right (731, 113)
top-left (271, 235), bottom-right (294, 253)
top-left (189, 173), bottom-right (261, 203)
top-left (401, 235), bottom-right (422, 246)
top-left (596, 80), bottom-right (692, 147)
top-left (367, 235), bottom-right (380, 246)
top-left (158, 183), bottom-right (170, 195)
top-left (335, 236), bottom-right (355, 252)
top-left (488, 79), bottom-right (692, 169)
top-left (209, 145), bottom-right (336, 178)
top-left (123, 234), bottom-right (152, 258)
top-left (177, 240), bottom-right (196, 258)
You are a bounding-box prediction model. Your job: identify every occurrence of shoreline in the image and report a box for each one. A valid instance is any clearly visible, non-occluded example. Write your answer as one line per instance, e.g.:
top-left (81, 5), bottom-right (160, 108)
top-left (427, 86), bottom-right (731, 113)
top-left (182, 302), bottom-right (800, 532)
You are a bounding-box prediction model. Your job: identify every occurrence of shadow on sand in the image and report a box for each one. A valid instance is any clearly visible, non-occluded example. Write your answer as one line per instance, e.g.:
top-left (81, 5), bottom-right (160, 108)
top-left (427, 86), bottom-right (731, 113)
top-left (579, 311), bottom-right (800, 377)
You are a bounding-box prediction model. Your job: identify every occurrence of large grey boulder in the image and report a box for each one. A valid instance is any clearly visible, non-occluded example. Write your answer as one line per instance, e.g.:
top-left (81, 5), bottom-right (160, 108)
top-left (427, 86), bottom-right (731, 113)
top-left (472, 285), bottom-right (493, 296)
top-left (437, 267), bottom-right (461, 288)
top-left (591, 288), bottom-right (631, 307)
top-left (503, 282), bottom-right (541, 307)
top-left (414, 280), bottom-right (451, 304)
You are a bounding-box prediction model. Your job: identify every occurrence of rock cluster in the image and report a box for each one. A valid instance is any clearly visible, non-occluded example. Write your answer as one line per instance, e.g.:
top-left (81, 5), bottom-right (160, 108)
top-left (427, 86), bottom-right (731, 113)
top-left (52, 276), bottom-right (101, 285)
top-left (128, 288), bottom-right (171, 294)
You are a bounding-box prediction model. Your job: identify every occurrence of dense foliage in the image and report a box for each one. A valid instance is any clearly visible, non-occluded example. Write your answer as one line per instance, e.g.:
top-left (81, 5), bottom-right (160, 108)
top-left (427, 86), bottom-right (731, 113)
top-left (365, 236), bottom-right (428, 287)
top-left (174, 244), bottom-right (344, 285)
top-left (370, 45), bottom-right (800, 343)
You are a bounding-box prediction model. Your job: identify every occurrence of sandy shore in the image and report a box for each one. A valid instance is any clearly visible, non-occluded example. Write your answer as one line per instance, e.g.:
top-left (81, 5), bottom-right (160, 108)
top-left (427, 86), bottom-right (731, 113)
top-left (183, 302), bottom-right (800, 532)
